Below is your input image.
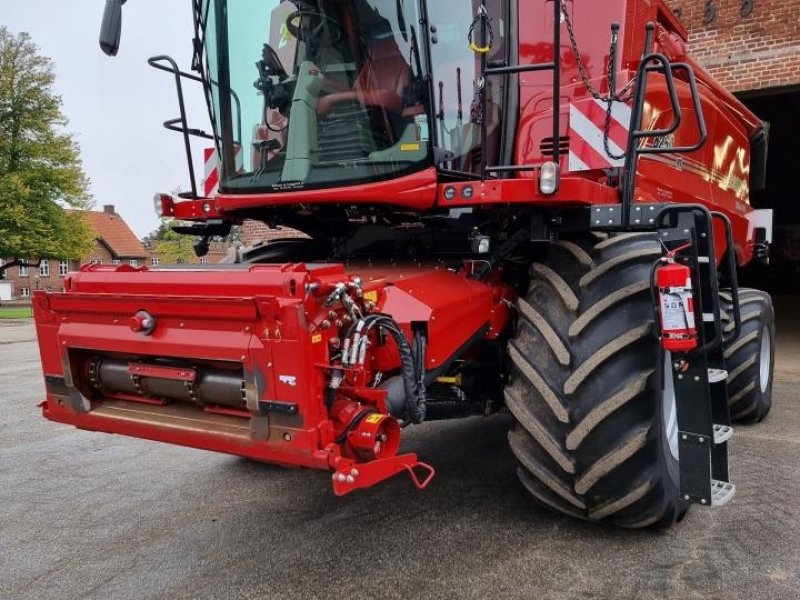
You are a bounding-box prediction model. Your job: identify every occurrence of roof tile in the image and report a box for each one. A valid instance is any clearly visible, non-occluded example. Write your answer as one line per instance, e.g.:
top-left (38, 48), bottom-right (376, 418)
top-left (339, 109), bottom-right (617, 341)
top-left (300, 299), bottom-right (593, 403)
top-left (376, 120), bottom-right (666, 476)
top-left (67, 209), bottom-right (148, 258)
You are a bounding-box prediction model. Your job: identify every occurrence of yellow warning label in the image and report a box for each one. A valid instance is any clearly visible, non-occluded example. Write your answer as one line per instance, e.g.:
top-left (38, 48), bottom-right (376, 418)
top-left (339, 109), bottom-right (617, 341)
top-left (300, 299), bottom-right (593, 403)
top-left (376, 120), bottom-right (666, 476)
top-left (363, 290), bottom-right (379, 303)
top-left (365, 413), bottom-right (384, 424)
top-left (400, 143), bottom-right (421, 152)
top-left (311, 334), bottom-right (323, 344)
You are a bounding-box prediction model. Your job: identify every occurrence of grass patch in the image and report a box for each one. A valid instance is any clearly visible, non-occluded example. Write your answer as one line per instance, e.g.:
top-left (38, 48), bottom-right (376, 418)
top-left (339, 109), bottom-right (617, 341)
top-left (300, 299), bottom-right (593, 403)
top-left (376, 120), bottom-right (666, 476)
top-left (0, 307), bottom-right (33, 319)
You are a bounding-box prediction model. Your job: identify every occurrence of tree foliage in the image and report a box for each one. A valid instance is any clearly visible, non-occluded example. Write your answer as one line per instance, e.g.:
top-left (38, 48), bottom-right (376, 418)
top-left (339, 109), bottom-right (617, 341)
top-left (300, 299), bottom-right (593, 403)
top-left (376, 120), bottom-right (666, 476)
top-left (145, 219), bottom-right (197, 264)
top-left (0, 27), bottom-right (94, 265)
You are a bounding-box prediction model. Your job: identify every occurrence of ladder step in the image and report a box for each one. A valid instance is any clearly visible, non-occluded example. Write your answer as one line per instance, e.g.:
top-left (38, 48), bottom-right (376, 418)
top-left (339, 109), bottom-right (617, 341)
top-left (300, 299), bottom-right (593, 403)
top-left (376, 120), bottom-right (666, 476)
top-left (708, 368), bottom-right (728, 383)
top-left (713, 424), bottom-right (734, 444)
top-left (711, 479), bottom-right (736, 506)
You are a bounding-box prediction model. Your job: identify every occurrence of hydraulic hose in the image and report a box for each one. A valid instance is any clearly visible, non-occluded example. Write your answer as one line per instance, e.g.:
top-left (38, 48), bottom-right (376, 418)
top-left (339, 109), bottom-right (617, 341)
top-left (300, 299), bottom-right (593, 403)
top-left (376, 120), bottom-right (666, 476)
top-left (360, 314), bottom-right (427, 424)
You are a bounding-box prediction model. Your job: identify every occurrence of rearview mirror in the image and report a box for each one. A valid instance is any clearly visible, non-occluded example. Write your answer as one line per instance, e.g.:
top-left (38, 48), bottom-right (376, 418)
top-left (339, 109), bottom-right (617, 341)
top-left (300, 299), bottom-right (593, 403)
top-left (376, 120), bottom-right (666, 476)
top-left (99, 0), bottom-right (126, 56)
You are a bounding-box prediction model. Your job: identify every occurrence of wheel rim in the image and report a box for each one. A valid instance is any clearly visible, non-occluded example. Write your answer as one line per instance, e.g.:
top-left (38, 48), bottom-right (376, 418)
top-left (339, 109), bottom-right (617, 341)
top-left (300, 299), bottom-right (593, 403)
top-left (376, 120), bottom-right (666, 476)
top-left (662, 352), bottom-right (679, 460)
top-left (760, 325), bottom-right (772, 394)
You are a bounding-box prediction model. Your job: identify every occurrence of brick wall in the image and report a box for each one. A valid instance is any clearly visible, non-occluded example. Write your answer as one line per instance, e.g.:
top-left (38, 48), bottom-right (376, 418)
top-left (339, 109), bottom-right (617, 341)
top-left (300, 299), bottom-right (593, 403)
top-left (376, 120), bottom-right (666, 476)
top-left (667, 0), bottom-right (800, 93)
top-left (240, 220), bottom-right (307, 248)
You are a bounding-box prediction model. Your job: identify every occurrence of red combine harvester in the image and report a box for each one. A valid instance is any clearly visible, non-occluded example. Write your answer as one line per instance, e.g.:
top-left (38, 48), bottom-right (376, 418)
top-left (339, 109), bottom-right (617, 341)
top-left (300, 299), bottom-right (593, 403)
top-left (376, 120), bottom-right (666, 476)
top-left (33, 0), bottom-right (775, 528)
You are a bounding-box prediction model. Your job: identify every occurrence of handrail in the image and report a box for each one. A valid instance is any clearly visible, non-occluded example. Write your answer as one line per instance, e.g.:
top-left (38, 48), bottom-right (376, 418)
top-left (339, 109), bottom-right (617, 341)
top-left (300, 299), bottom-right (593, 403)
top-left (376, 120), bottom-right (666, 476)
top-left (148, 54), bottom-right (243, 198)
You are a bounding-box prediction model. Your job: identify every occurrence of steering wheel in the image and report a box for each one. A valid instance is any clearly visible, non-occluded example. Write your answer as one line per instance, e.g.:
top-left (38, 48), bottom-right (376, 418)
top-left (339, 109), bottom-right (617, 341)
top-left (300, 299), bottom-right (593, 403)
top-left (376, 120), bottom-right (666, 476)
top-left (286, 10), bottom-right (344, 43)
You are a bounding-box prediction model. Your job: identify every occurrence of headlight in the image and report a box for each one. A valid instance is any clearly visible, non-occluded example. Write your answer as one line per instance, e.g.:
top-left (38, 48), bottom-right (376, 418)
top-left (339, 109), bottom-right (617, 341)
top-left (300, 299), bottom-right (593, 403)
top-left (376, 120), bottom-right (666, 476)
top-left (153, 193), bottom-right (173, 218)
top-left (539, 161), bottom-right (560, 195)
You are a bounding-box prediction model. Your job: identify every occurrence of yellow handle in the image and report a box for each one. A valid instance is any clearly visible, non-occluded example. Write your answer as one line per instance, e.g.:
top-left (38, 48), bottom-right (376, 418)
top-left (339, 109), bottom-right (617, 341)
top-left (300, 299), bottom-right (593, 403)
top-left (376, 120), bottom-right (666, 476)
top-left (469, 40), bottom-right (491, 54)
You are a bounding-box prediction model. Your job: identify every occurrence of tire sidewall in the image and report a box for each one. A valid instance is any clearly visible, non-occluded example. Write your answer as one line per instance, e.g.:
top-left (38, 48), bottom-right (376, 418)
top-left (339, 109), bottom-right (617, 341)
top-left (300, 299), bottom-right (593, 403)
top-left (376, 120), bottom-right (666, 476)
top-left (752, 302), bottom-right (776, 417)
top-left (655, 347), bottom-right (682, 500)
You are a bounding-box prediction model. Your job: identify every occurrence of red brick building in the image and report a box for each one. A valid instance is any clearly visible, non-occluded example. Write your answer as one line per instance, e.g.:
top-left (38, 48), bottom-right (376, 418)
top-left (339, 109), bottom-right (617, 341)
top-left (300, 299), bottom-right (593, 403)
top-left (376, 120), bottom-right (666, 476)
top-left (2, 205), bottom-right (149, 300)
top-left (667, 0), bottom-right (799, 92)
top-left (240, 220), bottom-right (306, 248)
top-left (667, 0), bottom-right (799, 287)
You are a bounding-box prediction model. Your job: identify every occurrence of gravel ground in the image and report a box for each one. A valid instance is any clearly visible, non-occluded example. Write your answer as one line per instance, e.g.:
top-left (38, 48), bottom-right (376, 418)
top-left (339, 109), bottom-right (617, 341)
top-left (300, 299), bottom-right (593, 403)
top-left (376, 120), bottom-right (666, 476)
top-left (1, 311), bottom-right (799, 600)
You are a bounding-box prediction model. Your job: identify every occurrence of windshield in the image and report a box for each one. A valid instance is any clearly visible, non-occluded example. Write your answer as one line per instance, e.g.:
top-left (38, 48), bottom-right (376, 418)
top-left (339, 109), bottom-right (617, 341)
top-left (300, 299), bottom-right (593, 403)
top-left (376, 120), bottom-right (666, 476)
top-left (201, 0), bottom-right (432, 193)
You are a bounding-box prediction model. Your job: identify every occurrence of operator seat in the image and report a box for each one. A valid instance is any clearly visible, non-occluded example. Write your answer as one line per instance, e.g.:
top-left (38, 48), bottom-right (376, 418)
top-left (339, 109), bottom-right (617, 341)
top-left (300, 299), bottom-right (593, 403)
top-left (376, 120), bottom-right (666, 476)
top-left (317, 36), bottom-right (410, 118)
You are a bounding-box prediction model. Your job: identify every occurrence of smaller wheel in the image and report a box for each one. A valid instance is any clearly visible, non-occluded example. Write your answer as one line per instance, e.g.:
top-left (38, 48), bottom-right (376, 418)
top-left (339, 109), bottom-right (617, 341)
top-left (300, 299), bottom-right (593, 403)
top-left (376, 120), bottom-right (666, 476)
top-left (720, 288), bottom-right (775, 423)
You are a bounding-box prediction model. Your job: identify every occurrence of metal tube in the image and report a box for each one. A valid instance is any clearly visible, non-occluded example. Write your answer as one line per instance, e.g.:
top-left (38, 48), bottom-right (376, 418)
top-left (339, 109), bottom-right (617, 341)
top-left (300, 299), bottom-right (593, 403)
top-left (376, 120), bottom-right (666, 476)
top-left (479, 0), bottom-right (488, 180)
top-left (552, 1), bottom-right (562, 166)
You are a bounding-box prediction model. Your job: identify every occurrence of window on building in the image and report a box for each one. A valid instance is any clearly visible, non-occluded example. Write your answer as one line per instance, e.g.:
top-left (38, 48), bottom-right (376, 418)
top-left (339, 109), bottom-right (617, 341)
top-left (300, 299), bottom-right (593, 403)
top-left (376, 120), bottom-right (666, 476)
top-left (0, 258), bottom-right (5, 268)
top-left (200, 258), bottom-right (209, 264)
top-left (39, 260), bottom-right (50, 277)
top-left (21, 287), bottom-right (30, 298)
top-left (129, 259), bottom-right (139, 267)
top-left (90, 258), bottom-right (102, 265)
top-left (112, 259), bottom-right (121, 265)
top-left (19, 263), bottom-right (29, 277)
top-left (151, 257), bottom-right (160, 266)
top-left (58, 261), bottom-right (69, 276)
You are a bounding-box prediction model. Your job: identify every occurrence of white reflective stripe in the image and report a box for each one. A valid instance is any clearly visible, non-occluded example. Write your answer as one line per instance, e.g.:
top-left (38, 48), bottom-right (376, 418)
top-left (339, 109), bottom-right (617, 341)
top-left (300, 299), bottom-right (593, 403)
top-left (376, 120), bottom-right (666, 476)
top-left (697, 256), bottom-right (710, 263)
top-left (204, 149), bottom-right (218, 179)
top-left (569, 104), bottom-right (626, 167)
top-left (234, 145), bottom-right (244, 173)
top-left (703, 313), bottom-right (715, 322)
top-left (595, 97), bottom-right (633, 130)
top-left (568, 150), bottom-right (591, 173)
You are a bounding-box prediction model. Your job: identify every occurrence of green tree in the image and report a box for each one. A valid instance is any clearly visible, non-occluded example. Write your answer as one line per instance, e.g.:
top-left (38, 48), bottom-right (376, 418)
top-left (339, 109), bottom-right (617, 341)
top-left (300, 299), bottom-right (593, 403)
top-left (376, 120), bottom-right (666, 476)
top-left (0, 27), bottom-right (94, 277)
top-left (145, 219), bottom-right (198, 264)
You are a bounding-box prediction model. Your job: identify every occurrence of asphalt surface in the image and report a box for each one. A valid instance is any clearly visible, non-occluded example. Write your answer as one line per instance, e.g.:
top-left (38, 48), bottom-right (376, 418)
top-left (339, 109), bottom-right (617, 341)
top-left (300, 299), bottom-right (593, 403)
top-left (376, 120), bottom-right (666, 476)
top-left (1, 303), bottom-right (799, 600)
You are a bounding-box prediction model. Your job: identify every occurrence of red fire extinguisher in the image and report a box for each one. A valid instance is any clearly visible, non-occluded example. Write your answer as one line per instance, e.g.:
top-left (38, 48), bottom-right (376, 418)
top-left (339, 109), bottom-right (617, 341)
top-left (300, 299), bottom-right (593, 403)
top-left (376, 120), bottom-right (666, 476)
top-left (656, 245), bottom-right (698, 352)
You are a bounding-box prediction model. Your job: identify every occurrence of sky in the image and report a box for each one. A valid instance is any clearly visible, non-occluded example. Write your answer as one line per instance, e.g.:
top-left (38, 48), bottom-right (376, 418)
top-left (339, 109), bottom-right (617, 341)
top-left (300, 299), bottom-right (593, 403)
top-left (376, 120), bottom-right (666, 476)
top-left (2, 0), bottom-right (211, 237)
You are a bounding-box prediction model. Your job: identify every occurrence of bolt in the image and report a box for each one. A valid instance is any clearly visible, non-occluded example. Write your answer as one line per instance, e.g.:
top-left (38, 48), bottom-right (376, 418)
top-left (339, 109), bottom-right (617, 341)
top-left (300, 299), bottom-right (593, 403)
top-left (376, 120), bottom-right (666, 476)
top-left (240, 355), bottom-right (246, 361)
top-left (682, 434), bottom-right (688, 440)
top-left (650, 206), bottom-right (655, 211)
top-left (678, 374), bottom-right (683, 380)
top-left (699, 437), bottom-right (705, 443)
top-left (351, 469), bottom-right (359, 477)
top-left (244, 326), bottom-right (251, 333)
top-left (346, 475), bottom-right (355, 484)
top-left (694, 376), bottom-right (700, 382)
top-left (321, 320), bottom-right (331, 329)
top-left (283, 432), bottom-right (292, 442)
top-left (700, 498), bottom-right (707, 505)
top-left (180, 322), bottom-right (185, 328)
top-left (337, 473), bottom-right (347, 482)
top-left (684, 494), bottom-right (690, 501)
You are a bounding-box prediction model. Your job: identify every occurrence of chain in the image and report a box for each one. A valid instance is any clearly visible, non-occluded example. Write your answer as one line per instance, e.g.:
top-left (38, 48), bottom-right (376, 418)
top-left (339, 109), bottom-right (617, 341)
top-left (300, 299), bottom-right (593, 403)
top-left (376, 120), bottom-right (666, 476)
top-left (470, 76), bottom-right (486, 125)
top-left (560, 0), bottom-right (636, 161)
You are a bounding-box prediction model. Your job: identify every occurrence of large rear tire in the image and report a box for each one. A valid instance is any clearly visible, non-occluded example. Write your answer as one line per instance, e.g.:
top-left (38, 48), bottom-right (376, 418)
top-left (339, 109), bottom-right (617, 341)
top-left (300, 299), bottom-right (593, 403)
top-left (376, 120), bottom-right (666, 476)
top-left (720, 288), bottom-right (775, 423)
top-left (505, 234), bottom-right (687, 528)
